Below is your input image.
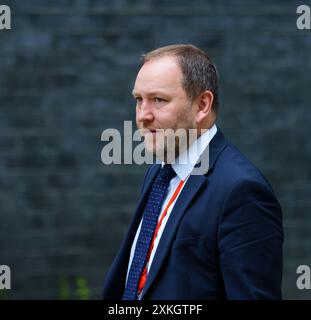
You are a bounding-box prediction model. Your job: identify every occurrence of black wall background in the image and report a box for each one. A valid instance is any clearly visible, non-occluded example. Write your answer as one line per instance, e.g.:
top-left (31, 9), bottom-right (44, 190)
top-left (0, 0), bottom-right (310, 299)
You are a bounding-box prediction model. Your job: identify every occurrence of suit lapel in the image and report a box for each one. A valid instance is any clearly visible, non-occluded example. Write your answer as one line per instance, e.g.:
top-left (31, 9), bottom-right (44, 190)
top-left (141, 173), bottom-right (208, 298)
top-left (141, 128), bottom-right (228, 299)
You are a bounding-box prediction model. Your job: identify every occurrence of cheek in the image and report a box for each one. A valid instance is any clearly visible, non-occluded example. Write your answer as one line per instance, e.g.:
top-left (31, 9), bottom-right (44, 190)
top-left (154, 109), bottom-right (176, 127)
top-left (135, 112), bottom-right (141, 126)
top-left (173, 110), bottom-right (190, 128)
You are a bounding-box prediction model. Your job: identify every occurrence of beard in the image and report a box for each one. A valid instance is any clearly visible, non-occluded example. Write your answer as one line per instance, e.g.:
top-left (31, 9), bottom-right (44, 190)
top-left (140, 126), bottom-right (198, 164)
top-left (137, 100), bottom-right (197, 163)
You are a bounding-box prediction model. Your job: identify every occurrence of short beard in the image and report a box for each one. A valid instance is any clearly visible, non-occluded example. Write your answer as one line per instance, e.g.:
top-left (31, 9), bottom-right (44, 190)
top-left (150, 128), bottom-right (199, 164)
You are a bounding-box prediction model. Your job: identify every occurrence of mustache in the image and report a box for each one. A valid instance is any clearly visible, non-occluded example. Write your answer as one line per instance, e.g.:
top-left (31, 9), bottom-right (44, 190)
top-left (139, 128), bottom-right (165, 134)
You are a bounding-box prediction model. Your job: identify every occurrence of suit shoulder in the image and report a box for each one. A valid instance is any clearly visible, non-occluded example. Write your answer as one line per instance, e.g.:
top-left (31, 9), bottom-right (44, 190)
top-left (212, 141), bottom-right (274, 193)
top-left (211, 141), bottom-right (282, 220)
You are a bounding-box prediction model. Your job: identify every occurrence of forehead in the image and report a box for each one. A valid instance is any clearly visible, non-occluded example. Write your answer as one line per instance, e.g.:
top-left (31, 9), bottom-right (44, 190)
top-left (133, 56), bottom-right (184, 95)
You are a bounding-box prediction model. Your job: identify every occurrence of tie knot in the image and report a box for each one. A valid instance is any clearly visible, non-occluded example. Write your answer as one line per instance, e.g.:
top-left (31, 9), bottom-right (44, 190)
top-left (158, 164), bottom-right (176, 182)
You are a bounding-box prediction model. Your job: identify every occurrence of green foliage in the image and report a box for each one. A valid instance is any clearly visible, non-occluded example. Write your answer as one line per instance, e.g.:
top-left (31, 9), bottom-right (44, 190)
top-left (75, 276), bottom-right (90, 300)
top-left (58, 274), bottom-right (71, 300)
top-left (58, 274), bottom-right (91, 300)
top-left (0, 289), bottom-right (8, 300)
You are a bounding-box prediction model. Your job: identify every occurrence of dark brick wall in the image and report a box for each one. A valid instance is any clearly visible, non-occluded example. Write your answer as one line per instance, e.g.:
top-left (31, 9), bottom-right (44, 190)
top-left (0, 0), bottom-right (310, 299)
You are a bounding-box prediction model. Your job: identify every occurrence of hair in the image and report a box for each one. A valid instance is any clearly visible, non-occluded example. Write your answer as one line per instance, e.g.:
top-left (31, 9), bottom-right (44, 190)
top-left (141, 44), bottom-right (219, 114)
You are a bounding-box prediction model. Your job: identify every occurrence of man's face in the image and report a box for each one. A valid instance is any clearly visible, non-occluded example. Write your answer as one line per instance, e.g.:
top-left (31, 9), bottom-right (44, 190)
top-left (134, 56), bottom-right (197, 162)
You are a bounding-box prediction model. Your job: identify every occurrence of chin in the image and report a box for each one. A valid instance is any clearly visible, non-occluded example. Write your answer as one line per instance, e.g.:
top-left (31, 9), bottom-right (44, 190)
top-left (152, 145), bottom-right (165, 162)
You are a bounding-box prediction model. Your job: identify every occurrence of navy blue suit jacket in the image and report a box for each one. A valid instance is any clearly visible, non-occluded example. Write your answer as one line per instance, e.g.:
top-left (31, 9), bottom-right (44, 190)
top-left (102, 129), bottom-right (283, 299)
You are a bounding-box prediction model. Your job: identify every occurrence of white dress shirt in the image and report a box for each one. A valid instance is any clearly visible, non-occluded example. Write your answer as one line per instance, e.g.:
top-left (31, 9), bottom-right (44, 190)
top-left (125, 124), bottom-right (217, 293)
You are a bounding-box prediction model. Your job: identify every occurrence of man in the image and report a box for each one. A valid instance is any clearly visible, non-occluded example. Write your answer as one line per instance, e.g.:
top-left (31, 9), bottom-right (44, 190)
top-left (103, 44), bottom-right (283, 300)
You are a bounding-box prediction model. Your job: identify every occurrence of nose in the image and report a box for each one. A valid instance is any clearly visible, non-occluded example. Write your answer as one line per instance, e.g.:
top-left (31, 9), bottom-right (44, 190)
top-left (136, 101), bottom-right (154, 123)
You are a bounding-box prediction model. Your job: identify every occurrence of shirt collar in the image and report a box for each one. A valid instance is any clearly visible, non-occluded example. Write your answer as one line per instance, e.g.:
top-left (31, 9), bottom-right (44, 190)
top-left (160, 124), bottom-right (217, 181)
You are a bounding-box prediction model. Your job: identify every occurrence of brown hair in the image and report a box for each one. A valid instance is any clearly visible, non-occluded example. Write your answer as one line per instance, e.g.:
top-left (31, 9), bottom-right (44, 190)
top-left (141, 44), bottom-right (219, 114)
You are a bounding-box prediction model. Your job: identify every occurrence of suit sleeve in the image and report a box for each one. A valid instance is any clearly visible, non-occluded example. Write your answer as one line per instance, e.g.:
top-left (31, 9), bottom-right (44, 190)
top-left (218, 179), bottom-right (283, 299)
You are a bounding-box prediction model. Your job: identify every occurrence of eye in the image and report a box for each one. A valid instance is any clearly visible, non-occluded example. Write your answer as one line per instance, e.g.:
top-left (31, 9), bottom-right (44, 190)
top-left (134, 96), bottom-right (143, 105)
top-left (153, 97), bottom-right (166, 103)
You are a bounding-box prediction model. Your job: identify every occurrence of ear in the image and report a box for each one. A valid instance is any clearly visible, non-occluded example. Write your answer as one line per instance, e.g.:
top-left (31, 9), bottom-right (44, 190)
top-left (195, 90), bottom-right (214, 124)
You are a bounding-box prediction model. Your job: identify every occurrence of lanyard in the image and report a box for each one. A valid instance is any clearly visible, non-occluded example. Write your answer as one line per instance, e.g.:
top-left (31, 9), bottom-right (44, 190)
top-left (137, 177), bottom-right (186, 296)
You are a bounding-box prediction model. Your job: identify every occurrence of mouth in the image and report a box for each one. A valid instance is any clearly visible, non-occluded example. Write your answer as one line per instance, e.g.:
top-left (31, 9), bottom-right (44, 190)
top-left (141, 128), bottom-right (160, 135)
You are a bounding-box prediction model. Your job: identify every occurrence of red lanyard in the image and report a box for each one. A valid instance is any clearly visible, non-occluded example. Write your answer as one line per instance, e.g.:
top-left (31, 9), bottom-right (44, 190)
top-left (137, 177), bottom-right (186, 295)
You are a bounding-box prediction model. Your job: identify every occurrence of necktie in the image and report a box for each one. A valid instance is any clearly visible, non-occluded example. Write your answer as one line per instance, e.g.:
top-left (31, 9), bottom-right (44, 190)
top-left (122, 164), bottom-right (176, 300)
